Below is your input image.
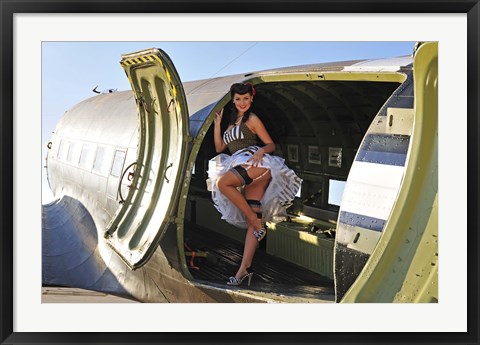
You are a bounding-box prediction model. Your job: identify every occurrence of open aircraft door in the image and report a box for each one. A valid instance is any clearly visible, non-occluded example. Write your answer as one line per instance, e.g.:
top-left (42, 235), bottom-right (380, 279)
top-left (336, 42), bottom-right (438, 302)
top-left (104, 48), bottom-right (190, 269)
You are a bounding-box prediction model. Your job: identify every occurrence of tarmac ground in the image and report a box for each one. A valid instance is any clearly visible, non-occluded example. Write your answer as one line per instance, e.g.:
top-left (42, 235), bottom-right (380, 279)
top-left (41, 286), bottom-right (139, 303)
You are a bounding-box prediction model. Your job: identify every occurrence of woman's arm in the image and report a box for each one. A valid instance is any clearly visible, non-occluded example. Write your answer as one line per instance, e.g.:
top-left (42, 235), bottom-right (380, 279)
top-left (247, 114), bottom-right (276, 166)
top-left (214, 109), bottom-right (228, 153)
top-left (248, 114), bottom-right (276, 153)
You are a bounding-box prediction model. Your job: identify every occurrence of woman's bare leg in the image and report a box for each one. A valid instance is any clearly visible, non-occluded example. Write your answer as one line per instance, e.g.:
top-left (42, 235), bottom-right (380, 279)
top-left (234, 225), bottom-right (258, 279)
top-left (216, 166), bottom-right (270, 229)
top-left (232, 170), bottom-right (271, 279)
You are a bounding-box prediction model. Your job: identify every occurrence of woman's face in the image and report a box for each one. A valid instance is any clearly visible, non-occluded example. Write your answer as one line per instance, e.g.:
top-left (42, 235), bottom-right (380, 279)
top-left (232, 92), bottom-right (253, 115)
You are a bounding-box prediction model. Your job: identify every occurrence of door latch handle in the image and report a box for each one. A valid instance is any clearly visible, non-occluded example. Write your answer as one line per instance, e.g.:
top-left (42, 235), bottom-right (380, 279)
top-left (164, 163), bottom-right (173, 183)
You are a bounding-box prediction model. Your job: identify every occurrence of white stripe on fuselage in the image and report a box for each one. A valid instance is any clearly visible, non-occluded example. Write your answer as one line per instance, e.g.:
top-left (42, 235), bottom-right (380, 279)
top-left (341, 161), bottom-right (405, 221)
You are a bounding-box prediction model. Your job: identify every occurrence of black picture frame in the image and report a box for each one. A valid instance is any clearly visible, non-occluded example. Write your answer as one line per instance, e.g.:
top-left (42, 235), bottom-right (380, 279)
top-left (1, 1), bottom-right (479, 344)
top-left (308, 145), bottom-right (322, 165)
top-left (328, 147), bottom-right (343, 168)
top-left (288, 144), bottom-right (299, 163)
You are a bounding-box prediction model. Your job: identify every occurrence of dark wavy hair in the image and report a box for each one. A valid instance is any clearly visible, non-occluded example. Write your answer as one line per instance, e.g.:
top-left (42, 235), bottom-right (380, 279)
top-left (228, 83), bottom-right (256, 125)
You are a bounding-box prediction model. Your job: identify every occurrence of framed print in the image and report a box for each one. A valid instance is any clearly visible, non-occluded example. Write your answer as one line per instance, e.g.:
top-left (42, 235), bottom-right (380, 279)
top-left (3, 1), bottom-right (479, 345)
top-left (288, 144), bottom-right (299, 163)
top-left (308, 145), bottom-right (322, 165)
top-left (328, 147), bottom-right (342, 168)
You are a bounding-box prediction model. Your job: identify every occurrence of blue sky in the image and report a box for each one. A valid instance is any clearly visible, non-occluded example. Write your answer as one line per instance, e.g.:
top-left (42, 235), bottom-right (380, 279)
top-left (42, 41), bottom-right (415, 203)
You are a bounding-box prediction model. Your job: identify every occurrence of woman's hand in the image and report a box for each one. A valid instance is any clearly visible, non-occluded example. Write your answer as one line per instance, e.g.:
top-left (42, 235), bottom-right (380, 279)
top-left (214, 109), bottom-right (223, 126)
top-left (248, 148), bottom-right (265, 167)
top-left (213, 108), bottom-right (227, 153)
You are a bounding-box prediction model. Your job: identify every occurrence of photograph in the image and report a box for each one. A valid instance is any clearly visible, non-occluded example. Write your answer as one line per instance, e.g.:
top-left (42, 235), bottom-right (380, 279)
top-left (41, 40), bottom-right (438, 306)
top-left (287, 144), bottom-right (299, 163)
top-left (328, 147), bottom-right (343, 168)
top-left (2, 3), bottom-right (477, 344)
top-left (308, 145), bottom-right (322, 165)
top-left (42, 41), bottom-right (438, 303)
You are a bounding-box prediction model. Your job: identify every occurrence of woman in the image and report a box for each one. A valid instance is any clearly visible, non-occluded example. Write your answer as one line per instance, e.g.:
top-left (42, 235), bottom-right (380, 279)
top-left (207, 82), bottom-right (302, 286)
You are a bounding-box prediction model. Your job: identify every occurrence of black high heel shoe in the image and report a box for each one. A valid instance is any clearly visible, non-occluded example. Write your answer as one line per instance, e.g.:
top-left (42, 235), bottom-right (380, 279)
top-left (227, 270), bottom-right (254, 286)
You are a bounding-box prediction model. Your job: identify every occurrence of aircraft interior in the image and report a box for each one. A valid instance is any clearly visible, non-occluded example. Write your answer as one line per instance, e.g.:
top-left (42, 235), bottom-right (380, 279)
top-left (183, 79), bottom-right (401, 300)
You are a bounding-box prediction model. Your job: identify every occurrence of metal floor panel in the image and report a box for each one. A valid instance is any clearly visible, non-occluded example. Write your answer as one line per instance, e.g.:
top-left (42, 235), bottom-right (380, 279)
top-left (184, 224), bottom-right (335, 302)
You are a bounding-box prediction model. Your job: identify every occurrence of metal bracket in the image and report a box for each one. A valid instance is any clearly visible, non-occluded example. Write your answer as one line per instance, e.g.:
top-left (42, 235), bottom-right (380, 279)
top-left (164, 163), bottom-right (173, 183)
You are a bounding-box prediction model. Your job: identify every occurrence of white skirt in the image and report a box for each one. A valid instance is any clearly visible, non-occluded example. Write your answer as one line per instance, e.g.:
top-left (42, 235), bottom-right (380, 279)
top-left (206, 146), bottom-right (302, 229)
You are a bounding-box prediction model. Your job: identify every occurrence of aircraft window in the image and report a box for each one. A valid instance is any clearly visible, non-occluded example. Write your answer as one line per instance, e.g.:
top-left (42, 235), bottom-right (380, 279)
top-left (59, 141), bottom-right (70, 161)
top-left (56, 140), bottom-right (64, 159)
top-left (93, 147), bottom-right (106, 174)
top-left (328, 179), bottom-right (346, 207)
top-left (79, 144), bottom-right (93, 169)
top-left (66, 142), bottom-right (77, 163)
top-left (110, 150), bottom-right (126, 177)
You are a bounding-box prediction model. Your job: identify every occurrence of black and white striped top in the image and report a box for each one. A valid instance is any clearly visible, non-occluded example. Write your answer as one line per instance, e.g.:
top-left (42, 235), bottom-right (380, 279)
top-left (223, 122), bottom-right (258, 154)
